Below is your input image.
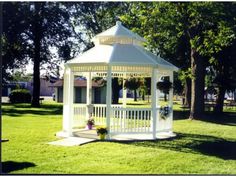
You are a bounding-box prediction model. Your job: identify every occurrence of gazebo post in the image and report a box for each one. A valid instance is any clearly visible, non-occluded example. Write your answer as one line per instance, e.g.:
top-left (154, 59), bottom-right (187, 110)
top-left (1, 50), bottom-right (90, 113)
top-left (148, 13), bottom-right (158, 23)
top-left (86, 72), bottom-right (92, 120)
top-left (106, 66), bottom-right (112, 139)
top-left (151, 68), bottom-right (158, 139)
top-left (156, 74), bottom-right (162, 130)
top-left (62, 66), bottom-right (74, 137)
top-left (62, 67), bottom-right (69, 135)
top-left (168, 71), bottom-right (174, 133)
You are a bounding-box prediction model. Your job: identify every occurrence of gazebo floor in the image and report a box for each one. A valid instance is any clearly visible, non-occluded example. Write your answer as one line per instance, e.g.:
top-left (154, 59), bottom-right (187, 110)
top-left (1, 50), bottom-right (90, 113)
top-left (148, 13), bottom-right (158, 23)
top-left (57, 128), bottom-right (176, 141)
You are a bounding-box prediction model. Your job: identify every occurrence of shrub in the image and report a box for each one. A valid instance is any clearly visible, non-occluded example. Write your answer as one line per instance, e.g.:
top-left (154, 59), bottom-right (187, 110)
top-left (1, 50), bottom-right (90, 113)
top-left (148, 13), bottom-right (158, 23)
top-left (9, 89), bottom-right (32, 103)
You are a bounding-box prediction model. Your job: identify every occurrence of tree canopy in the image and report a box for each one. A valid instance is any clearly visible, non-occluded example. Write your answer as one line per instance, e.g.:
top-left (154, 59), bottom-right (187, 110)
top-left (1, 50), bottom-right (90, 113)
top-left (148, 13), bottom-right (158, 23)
top-left (2, 2), bottom-right (236, 117)
top-left (121, 2), bottom-right (236, 118)
top-left (3, 2), bottom-right (77, 106)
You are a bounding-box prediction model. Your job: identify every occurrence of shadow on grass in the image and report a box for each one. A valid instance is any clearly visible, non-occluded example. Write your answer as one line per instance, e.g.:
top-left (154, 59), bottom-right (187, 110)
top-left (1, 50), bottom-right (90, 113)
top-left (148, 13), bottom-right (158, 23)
top-left (173, 110), bottom-right (236, 126)
top-left (123, 133), bottom-right (236, 160)
top-left (2, 161), bottom-right (36, 173)
top-left (2, 103), bottom-right (63, 117)
top-left (198, 112), bottom-right (236, 126)
top-left (173, 110), bottom-right (190, 120)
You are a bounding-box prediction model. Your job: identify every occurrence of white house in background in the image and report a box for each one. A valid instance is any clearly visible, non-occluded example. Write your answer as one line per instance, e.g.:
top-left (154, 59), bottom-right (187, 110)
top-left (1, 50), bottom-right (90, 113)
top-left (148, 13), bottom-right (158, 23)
top-left (52, 78), bottom-right (106, 104)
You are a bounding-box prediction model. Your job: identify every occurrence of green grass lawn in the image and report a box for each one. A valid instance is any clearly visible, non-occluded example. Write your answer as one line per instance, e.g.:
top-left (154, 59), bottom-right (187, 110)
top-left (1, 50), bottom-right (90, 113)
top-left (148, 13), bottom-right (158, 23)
top-left (2, 101), bottom-right (236, 174)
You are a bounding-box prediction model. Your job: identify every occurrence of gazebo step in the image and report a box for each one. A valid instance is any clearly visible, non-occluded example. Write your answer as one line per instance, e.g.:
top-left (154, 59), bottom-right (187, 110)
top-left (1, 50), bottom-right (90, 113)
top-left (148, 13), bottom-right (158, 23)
top-left (73, 129), bottom-right (99, 139)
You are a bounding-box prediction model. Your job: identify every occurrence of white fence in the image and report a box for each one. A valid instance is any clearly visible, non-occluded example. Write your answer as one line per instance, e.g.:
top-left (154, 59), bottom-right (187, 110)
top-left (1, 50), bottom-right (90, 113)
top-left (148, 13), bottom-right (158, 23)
top-left (110, 107), bottom-right (152, 133)
top-left (73, 104), bottom-right (87, 128)
top-left (72, 104), bottom-right (172, 133)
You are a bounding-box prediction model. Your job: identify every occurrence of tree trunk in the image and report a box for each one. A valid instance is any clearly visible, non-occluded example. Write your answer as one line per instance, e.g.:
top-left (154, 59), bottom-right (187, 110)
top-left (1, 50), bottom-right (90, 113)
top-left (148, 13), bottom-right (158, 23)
top-left (31, 3), bottom-right (42, 107)
top-left (189, 49), bottom-right (206, 119)
top-left (234, 90), bottom-right (236, 101)
top-left (184, 77), bottom-right (191, 107)
top-left (214, 86), bottom-right (226, 114)
top-left (112, 77), bottom-right (121, 104)
top-left (134, 89), bottom-right (137, 101)
top-left (31, 50), bottom-right (41, 107)
top-left (164, 93), bottom-right (167, 102)
top-left (142, 91), bottom-right (145, 101)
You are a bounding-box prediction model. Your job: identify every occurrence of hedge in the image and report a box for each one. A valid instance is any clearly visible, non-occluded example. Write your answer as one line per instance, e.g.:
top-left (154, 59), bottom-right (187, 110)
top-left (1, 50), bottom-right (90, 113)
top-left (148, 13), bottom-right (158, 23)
top-left (9, 89), bottom-right (32, 103)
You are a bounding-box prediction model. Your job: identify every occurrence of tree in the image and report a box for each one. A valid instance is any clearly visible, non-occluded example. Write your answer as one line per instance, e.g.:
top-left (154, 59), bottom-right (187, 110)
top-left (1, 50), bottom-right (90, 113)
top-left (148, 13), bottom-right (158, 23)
top-left (213, 41), bottom-right (236, 113)
top-left (209, 3), bottom-right (236, 113)
top-left (3, 2), bottom-right (76, 107)
top-left (2, 2), bottom-right (31, 83)
top-left (10, 71), bottom-right (33, 82)
top-left (112, 78), bottom-right (123, 104)
top-left (121, 2), bottom-right (192, 107)
top-left (121, 2), bottom-right (236, 119)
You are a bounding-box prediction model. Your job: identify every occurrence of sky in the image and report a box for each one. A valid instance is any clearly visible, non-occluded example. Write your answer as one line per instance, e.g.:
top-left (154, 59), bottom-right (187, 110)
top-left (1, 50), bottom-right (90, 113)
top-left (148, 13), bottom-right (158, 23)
top-left (24, 61), bottom-right (65, 78)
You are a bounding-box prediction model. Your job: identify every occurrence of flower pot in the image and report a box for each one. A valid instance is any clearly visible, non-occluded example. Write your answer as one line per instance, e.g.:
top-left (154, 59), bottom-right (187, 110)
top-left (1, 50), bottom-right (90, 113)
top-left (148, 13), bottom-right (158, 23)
top-left (87, 124), bottom-right (93, 130)
top-left (99, 133), bottom-right (106, 140)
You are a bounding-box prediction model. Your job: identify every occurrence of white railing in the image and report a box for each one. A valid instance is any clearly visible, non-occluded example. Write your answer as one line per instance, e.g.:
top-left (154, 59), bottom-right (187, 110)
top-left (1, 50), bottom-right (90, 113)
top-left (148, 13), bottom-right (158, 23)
top-left (73, 104), bottom-right (123, 127)
top-left (92, 104), bottom-right (123, 125)
top-left (110, 107), bottom-right (152, 133)
top-left (72, 103), bottom-right (172, 133)
top-left (73, 104), bottom-right (87, 128)
top-left (92, 104), bottom-right (106, 125)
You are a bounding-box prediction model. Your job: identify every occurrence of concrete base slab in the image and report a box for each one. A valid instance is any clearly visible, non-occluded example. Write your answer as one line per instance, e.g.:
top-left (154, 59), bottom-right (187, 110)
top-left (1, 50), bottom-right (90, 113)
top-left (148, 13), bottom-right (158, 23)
top-left (111, 132), bottom-right (176, 141)
top-left (56, 130), bottom-right (177, 142)
top-left (48, 137), bottom-right (96, 146)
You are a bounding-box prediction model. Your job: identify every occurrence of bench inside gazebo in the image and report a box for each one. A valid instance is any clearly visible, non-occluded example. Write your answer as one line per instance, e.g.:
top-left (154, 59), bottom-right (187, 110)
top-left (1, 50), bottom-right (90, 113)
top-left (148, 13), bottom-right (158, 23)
top-left (56, 21), bottom-right (178, 140)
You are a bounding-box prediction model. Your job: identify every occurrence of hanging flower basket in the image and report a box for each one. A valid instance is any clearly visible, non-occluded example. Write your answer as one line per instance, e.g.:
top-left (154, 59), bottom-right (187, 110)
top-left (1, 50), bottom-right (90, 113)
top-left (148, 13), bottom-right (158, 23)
top-left (156, 80), bottom-right (172, 93)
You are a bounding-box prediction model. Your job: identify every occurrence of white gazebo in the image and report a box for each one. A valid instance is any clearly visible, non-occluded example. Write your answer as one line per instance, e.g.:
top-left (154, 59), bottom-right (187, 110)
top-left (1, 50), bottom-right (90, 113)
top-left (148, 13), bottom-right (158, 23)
top-left (57, 21), bottom-right (178, 140)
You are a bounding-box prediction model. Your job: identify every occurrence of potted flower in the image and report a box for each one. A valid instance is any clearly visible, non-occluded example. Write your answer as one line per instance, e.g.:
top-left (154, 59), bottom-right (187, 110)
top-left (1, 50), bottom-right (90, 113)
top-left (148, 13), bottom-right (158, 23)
top-left (86, 118), bottom-right (95, 130)
top-left (96, 126), bottom-right (108, 140)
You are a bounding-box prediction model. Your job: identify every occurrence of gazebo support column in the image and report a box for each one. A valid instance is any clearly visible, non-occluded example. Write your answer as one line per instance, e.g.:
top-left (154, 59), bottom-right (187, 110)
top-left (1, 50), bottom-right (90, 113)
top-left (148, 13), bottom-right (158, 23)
top-left (156, 74), bottom-right (162, 131)
top-left (62, 67), bottom-right (74, 137)
top-left (86, 72), bottom-right (92, 120)
top-left (106, 66), bottom-right (112, 139)
top-left (168, 71), bottom-right (174, 133)
top-left (151, 68), bottom-right (158, 139)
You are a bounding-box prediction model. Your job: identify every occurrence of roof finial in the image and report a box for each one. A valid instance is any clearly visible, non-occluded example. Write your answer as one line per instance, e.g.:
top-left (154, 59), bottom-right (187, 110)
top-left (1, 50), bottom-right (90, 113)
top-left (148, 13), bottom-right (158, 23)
top-left (116, 21), bottom-right (122, 26)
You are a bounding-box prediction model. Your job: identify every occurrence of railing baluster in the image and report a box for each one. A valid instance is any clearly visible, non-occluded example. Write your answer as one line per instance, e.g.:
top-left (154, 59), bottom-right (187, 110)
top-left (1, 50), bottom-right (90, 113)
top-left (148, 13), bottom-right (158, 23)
top-left (140, 110), bottom-right (142, 132)
top-left (133, 110), bottom-right (136, 131)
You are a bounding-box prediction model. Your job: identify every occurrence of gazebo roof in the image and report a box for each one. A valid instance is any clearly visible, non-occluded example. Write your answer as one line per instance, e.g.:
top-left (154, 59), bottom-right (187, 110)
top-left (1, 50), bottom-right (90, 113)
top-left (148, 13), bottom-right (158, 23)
top-left (67, 44), bottom-right (178, 71)
top-left (66, 21), bottom-right (178, 72)
top-left (93, 21), bottom-right (146, 43)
